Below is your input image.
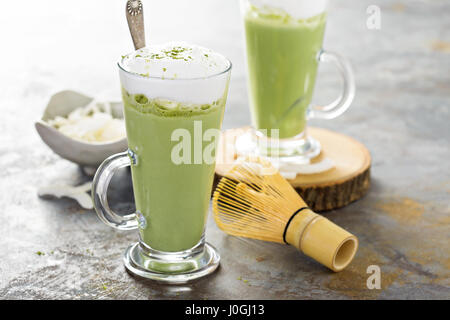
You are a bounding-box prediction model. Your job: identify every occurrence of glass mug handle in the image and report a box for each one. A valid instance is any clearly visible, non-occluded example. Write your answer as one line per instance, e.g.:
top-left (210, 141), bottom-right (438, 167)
top-left (92, 151), bottom-right (139, 230)
top-left (308, 50), bottom-right (356, 120)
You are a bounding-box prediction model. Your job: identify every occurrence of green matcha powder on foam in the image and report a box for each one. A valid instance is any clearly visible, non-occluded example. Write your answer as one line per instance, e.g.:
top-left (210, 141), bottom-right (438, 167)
top-left (124, 44), bottom-right (220, 79)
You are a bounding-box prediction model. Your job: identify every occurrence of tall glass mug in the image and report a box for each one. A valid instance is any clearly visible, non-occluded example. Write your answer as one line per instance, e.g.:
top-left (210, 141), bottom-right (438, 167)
top-left (240, 0), bottom-right (355, 159)
top-left (92, 43), bottom-right (231, 283)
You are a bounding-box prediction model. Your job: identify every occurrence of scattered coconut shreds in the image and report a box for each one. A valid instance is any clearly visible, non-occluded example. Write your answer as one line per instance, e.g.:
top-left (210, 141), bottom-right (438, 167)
top-left (279, 171), bottom-right (298, 180)
top-left (277, 158), bottom-right (335, 179)
top-left (38, 182), bottom-right (93, 210)
top-left (234, 155), bottom-right (335, 180)
top-left (234, 131), bottom-right (335, 178)
top-left (281, 157), bottom-right (335, 175)
top-left (47, 100), bottom-right (126, 143)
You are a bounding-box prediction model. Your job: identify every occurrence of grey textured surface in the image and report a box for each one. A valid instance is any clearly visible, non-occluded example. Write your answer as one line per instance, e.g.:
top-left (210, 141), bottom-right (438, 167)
top-left (0, 0), bottom-right (449, 299)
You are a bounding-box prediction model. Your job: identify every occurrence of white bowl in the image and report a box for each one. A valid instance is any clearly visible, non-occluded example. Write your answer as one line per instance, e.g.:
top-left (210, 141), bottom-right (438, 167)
top-left (35, 90), bottom-right (128, 167)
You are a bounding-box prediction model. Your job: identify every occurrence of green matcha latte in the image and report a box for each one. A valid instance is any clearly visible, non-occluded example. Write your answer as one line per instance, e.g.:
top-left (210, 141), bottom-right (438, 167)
top-left (119, 43), bottom-right (230, 252)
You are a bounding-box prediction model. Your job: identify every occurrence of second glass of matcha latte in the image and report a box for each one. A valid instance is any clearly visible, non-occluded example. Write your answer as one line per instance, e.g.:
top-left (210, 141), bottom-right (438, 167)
top-left (240, 0), bottom-right (355, 160)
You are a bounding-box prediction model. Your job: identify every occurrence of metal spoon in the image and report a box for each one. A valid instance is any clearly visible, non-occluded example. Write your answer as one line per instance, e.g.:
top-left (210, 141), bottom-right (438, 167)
top-left (126, 0), bottom-right (146, 50)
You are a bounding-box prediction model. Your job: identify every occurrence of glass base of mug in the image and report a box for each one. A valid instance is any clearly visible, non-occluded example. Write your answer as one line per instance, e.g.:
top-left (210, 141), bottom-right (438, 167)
top-left (123, 238), bottom-right (220, 284)
top-left (235, 128), bottom-right (321, 162)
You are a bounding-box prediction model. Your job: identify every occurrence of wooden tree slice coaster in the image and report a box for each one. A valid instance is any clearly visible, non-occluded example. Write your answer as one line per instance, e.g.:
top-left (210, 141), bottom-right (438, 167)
top-left (214, 127), bottom-right (371, 212)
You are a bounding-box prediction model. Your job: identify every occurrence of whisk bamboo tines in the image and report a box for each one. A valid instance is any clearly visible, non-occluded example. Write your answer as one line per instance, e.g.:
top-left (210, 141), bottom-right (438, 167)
top-left (212, 157), bottom-right (358, 272)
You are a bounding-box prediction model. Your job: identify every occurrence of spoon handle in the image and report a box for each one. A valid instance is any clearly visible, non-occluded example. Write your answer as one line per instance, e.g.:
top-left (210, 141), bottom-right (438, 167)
top-left (126, 0), bottom-right (146, 50)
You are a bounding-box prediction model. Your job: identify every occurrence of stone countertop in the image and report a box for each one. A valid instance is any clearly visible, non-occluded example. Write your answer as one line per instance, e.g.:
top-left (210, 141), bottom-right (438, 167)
top-left (0, 0), bottom-right (449, 299)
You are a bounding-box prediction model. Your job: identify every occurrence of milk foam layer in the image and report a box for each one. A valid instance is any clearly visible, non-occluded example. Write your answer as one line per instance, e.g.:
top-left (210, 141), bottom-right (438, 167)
top-left (120, 42), bottom-right (230, 80)
top-left (248, 0), bottom-right (328, 20)
top-left (118, 42), bottom-right (231, 106)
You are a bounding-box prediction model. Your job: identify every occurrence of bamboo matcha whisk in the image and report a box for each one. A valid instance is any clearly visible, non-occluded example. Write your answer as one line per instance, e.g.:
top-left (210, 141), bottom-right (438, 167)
top-left (212, 157), bottom-right (358, 272)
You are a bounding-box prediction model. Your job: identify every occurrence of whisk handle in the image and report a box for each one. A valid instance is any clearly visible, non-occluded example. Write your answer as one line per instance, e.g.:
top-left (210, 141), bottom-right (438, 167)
top-left (285, 209), bottom-right (358, 272)
top-left (283, 207), bottom-right (309, 244)
top-left (284, 208), bottom-right (319, 249)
